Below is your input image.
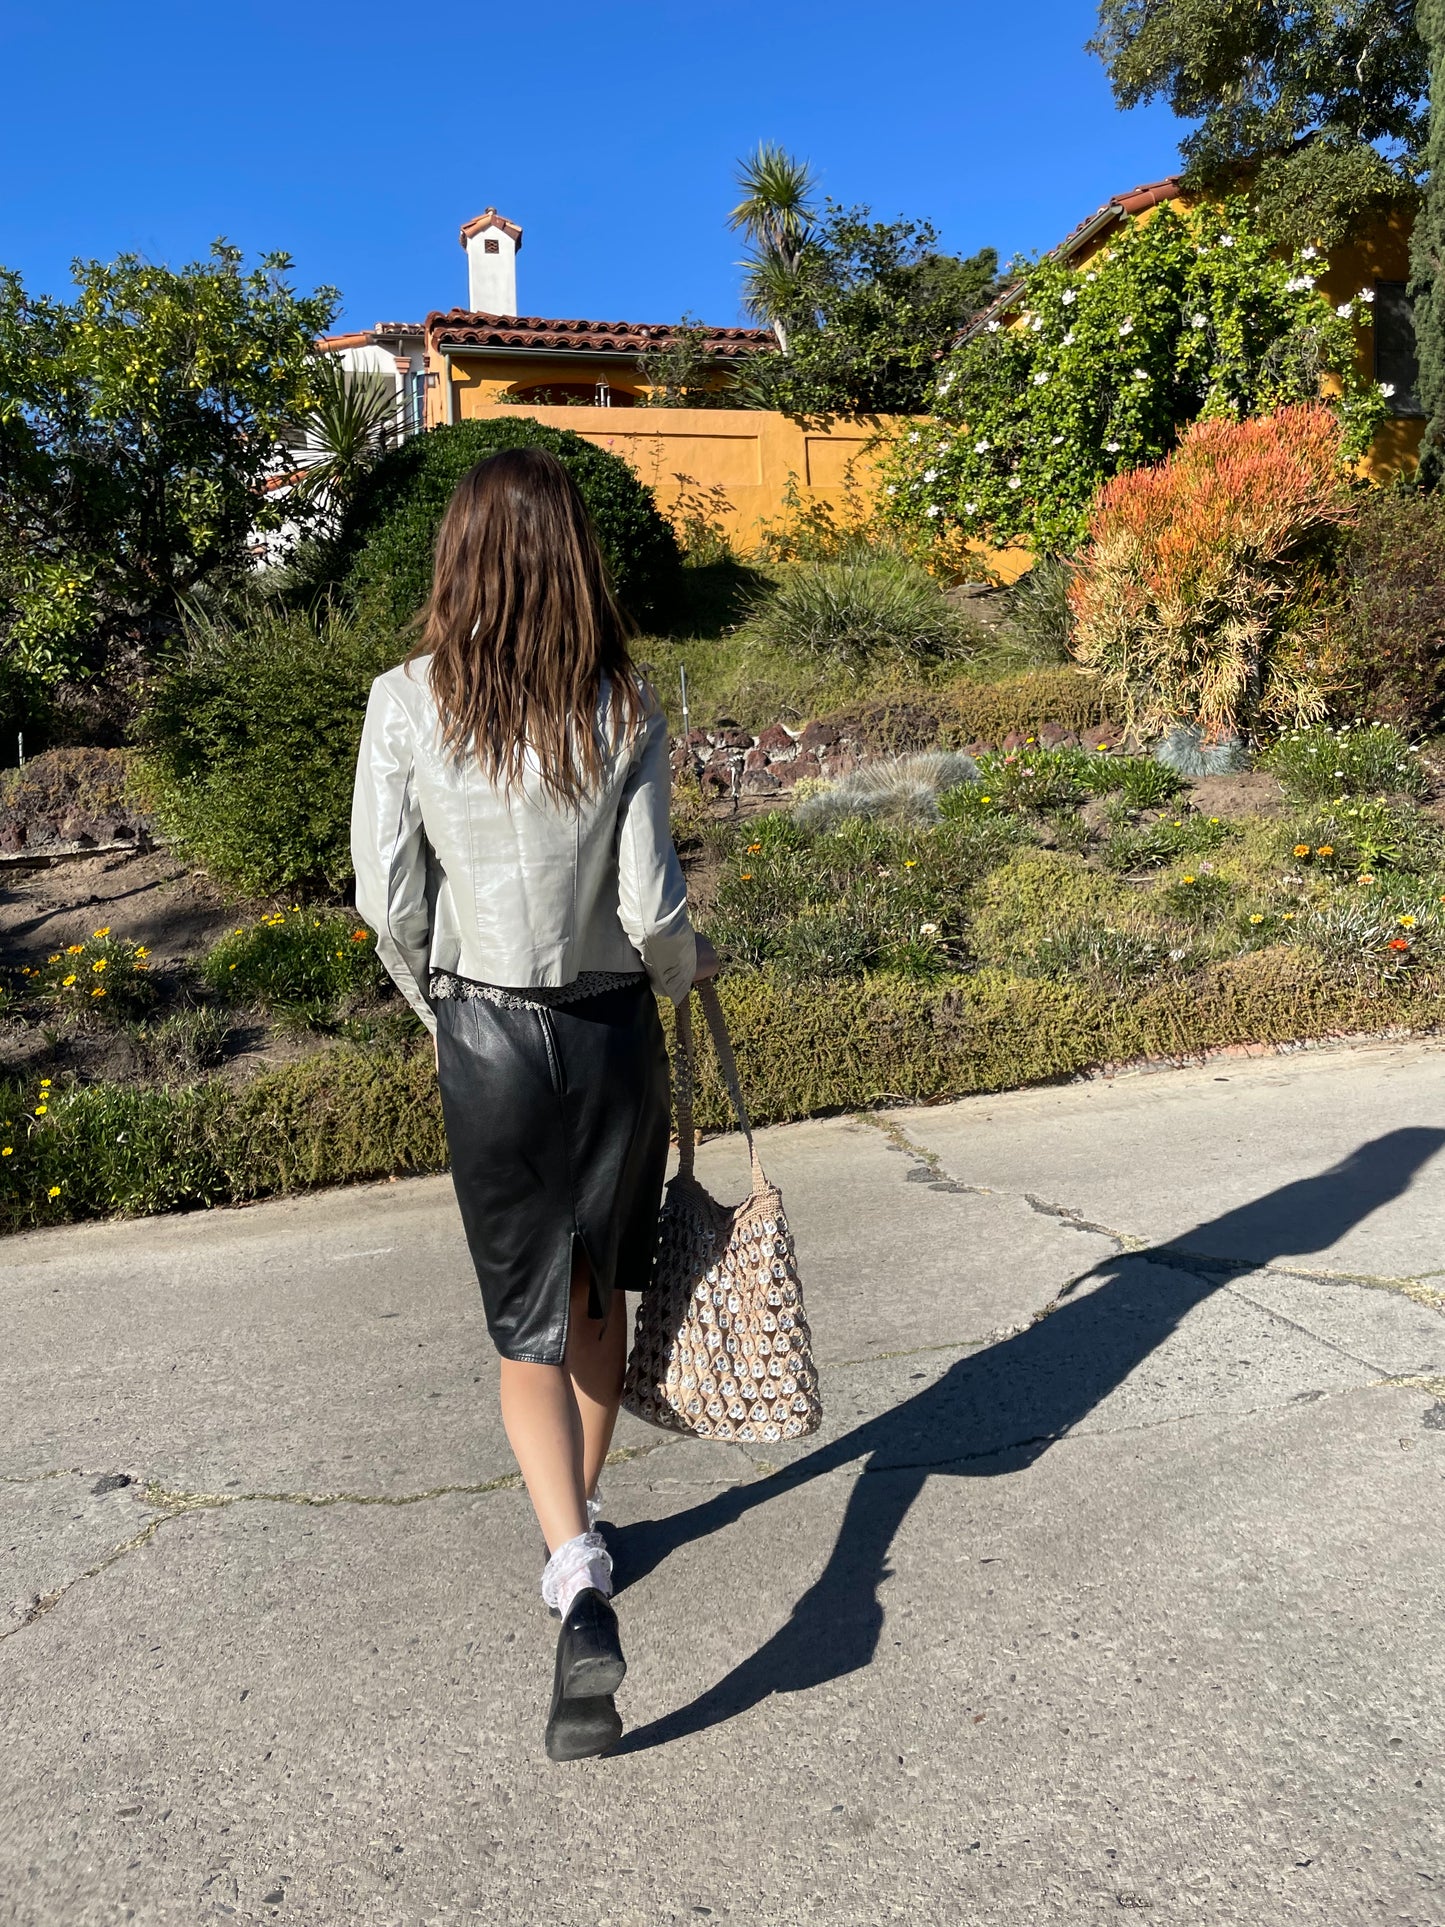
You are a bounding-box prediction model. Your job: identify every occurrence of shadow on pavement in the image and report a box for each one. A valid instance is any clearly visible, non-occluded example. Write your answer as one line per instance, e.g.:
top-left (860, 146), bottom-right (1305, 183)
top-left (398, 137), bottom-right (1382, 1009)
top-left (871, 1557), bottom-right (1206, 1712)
top-left (609, 1127), bottom-right (1444, 1753)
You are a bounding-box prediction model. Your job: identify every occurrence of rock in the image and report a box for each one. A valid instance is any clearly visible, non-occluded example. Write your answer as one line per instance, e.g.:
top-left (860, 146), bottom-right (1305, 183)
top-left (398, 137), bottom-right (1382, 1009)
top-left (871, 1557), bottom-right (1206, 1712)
top-left (774, 754), bottom-right (821, 787)
top-left (711, 727), bottom-right (753, 750)
top-left (740, 769), bottom-right (782, 796)
top-left (799, 720), bottom-right (843, 753)
top-left (755, 723), bottom-right (796, 752)
top-left (701, 767), bottom-right (732, 796)
top-left (821, 750), bottom-right (857, 777)
top-left (1038, 724), bottom-right (1078, 748)
top-left (743, 748), bottom-right (769, 773)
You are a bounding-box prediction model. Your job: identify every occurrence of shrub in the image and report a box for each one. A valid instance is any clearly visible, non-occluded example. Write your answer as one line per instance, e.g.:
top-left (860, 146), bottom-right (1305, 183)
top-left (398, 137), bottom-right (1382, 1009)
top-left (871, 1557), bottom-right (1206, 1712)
top-left (1260, 722), bottom-right (1428, 803)
top-left (999, 556), bottom-right (1076, 667)
top-left (136, 602), bottom-right (398, 894)
top-left (738, 552), bottom-right (968, 673)
top-left (1332, 487), bottom-right (1445, 728)
top-left (332, 419), bottom-right (681, 625)
top-left (883, 197), bottom-right (1377, 555)
top-left (1068, 406), bottom-right (1354, 740)
top-left (201, 908), bottom-right (391, 1016)
top-left (792, 751), bottom-right (979, 829)
top-left (936, 668), bottom-right (1114, 746)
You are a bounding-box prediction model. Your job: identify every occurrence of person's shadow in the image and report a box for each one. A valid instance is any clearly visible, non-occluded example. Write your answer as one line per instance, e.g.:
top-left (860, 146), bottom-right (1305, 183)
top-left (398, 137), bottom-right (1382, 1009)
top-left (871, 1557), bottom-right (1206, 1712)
top-left (608, 1127), bottom-right (1444, 1752)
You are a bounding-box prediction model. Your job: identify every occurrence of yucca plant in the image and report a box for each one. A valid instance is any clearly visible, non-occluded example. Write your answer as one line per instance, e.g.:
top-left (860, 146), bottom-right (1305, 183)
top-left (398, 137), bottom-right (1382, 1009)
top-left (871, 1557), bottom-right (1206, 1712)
top-left (287, 356), bottom-right (398, 514)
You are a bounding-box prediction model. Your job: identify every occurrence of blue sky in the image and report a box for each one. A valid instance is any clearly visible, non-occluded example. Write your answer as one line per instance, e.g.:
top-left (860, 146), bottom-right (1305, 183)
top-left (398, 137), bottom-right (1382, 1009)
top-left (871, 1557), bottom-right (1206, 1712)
top-left (2, 1), bottom-right (1183, 333)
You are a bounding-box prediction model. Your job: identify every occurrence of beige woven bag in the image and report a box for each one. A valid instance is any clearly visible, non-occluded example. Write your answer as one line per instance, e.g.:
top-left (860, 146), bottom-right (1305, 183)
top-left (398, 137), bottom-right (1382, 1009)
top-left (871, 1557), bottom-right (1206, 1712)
top-left (622, 981), bottom-right (822, 1444)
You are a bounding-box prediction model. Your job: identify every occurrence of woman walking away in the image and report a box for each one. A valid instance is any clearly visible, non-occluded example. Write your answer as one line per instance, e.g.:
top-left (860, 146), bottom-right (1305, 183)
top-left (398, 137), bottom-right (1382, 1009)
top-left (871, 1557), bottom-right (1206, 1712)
top-left (351, 447), bottom-right (716, 1762)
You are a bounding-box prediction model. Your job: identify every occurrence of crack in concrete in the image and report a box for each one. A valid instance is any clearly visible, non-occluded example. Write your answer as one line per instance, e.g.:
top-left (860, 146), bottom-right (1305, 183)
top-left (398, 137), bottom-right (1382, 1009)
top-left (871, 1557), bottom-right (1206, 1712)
top-left (862, 1113), bottom-right (1445, 1313)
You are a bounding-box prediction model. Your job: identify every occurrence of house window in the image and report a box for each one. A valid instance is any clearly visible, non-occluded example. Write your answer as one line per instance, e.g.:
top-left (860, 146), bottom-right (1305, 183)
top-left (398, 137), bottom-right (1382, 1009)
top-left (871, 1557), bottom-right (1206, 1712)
top-left (1374, 283), bottom-right (1423, 417)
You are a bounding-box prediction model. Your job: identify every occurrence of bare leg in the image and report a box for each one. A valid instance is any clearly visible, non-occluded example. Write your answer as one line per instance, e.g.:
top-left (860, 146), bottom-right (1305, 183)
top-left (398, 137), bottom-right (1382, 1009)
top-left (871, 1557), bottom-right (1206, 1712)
top-left (566, 1255), bottom-right (627, 1505)
top-left (496, 1248), bottom-right (624, 1554)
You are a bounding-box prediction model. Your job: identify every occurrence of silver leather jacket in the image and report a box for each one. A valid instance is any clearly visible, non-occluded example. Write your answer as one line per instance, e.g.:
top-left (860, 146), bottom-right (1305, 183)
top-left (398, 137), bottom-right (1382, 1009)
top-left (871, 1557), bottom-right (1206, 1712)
top-left (351, 658), bottom-right (696, 1033)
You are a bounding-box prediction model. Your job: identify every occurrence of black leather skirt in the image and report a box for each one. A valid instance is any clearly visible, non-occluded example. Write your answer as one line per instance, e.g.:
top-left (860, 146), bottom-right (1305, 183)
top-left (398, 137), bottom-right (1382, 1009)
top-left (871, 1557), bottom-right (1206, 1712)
top-left (435, 979), bottom-right (671, 1364)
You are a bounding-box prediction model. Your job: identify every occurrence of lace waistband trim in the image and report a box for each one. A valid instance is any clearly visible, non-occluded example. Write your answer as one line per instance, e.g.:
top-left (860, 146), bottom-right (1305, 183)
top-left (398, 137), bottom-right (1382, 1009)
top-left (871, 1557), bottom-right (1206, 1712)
top-left (430, 968), bottom-right (646, 1010)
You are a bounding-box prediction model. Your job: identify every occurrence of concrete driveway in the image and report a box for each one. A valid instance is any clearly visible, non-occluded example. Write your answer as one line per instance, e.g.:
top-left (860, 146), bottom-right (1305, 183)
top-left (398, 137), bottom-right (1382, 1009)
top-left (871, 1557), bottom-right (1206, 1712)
top-left (3, 1039), bottom-right (1444, 1926)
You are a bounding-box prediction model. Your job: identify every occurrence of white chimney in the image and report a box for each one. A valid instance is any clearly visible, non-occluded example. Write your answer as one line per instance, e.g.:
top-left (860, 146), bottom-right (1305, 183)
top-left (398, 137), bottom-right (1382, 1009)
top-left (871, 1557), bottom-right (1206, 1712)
top-left (459, 208), bottom-right (522, 316)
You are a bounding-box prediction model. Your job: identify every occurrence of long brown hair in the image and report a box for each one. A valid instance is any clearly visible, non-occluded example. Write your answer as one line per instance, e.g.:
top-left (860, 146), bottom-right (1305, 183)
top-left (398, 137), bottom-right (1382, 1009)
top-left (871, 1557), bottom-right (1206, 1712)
top-left (409, 446), bottom-right (645, 803)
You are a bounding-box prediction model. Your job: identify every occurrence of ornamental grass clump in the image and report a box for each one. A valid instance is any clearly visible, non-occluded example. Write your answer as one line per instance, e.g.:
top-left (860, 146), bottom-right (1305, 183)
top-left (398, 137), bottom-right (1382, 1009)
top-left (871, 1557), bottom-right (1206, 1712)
top-left (1068, 405), bottom-right (1355, 742)
top-left (792, 750), bottom-right (979, 829)
top-left (739, 552), bottom-right (968, 673)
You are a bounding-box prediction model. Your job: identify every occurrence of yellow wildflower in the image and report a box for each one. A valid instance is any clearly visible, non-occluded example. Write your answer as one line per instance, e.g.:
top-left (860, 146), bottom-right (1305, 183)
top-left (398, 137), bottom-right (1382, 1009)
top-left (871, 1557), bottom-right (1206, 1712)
top-left (48, 1185), bottom-right (61, 1198)
top-left (62, 974), bottom-right (76, 987)
top-left (1399, 915), bottom-right (1418, 928)
top-left (91, 987), bottom-right (106, 998)
top-left (66, 944), bottom-right (84, 955)
top-left (34, 1105), bottom-right (46, 1116)
top-left (92, 959), bottom-right (107, 973)
top-left (1293, 844), bottom-right (1311, 858)
top-left (92, 926), bottom-right (110, 937)
top-left (1, 1147), bottom-right (10, 1157)
top-left (1250, 914), bottom-right (1264, 924)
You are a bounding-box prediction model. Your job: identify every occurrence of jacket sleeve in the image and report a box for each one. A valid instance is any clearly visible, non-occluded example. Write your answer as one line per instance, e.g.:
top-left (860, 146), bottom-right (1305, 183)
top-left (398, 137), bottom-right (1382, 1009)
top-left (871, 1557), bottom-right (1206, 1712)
top-left (615, 703), bottom-right (697, 1005)
top-left (351, 676), bottom-right (437, 1035)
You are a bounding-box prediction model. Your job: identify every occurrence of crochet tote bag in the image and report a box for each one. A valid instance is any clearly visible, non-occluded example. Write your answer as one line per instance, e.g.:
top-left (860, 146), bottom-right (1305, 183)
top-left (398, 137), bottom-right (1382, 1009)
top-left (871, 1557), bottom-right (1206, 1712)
top-left (622, 981), bottom-right (822, 1444)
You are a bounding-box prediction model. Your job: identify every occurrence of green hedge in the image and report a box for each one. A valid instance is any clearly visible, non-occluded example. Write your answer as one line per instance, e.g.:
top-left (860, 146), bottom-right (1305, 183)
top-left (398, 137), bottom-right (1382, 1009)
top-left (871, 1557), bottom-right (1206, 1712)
top-left (4, 954), bottom-right (1440, 1234)
top-left (334, 419), bottom-right (682, 626)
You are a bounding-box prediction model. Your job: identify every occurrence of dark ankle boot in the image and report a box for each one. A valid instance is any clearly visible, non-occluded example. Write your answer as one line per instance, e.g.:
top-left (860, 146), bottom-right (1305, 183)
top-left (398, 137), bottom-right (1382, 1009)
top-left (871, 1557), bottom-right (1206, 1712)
top-left (544, 1588), bottom-right (626, 1762)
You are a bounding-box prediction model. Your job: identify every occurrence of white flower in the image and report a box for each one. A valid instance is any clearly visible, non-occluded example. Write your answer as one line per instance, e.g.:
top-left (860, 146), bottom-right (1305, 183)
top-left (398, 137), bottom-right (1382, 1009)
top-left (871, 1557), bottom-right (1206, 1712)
top-left (923, 467), bottom-right (938, 482)
top-left (1336, 301), bottom-right (1353, 318)
top-left (964, 501), bottom-right (978, 514)
top-left (1132, 367), bottom-right (1149, 381)
top-left (1007, 476), bottom-right (1021, 490)
top-left (1030, 315), bottom-right (1044, 333)
top-left (908, 430), bottom-right (921, 442)
top-left (1118, 318), bottom-right (1134, 336)
top-left (1085, 271), bottom-right (1097, 282)
top-left (919, 923), bottom-right (939, 937)
top-left (1380, 381), bottom-right (1397, 398)
top-left (1219, 234), bottom-right (1234, 247)
top-left (925, 503), bottom-right (941, 518)
top-left (1301, 245), bottom-right (1318, 260)
top-left (1061, 329), bottom-right (1075, 346)
top-left (1358, 287), bottom-right (1375, 303)
top-left (1050, 434), bottom-right (1064, 445)
top-left (1285, 275), bottom-right (1315, 293)
top-left (974, 438), bottom-right (991, 453)
top-left (1061, 288), bottom-right (1077, 307)
top-left (987, 320), bottom-right (1001, 333)
top-left (885, 484), bottom-right (898, 496)
top-left (1105, 440), bottom-right (1121, 452)
top-left (1032, 371), bottom-right (1049, 386)
top-left (1190, 313), bottom-right (1208, 329)
top-left (937, 374), bottom-right (954, 396)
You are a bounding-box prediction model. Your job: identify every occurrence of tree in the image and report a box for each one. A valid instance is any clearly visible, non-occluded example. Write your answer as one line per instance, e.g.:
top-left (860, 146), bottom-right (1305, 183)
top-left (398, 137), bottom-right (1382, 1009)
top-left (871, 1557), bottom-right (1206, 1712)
top-left (0, 244), bottom-right (337, 712)
top-left (1412, 0), bottom-right (1445, 483)
top-left (1090, 0), bottom-right (1428, 247)
top-left (747, 204), bottom-right (997, 416)
top-left (728, 143), bottom-right (821, 351)
top-left (634, 319), bottom-right (743, 407)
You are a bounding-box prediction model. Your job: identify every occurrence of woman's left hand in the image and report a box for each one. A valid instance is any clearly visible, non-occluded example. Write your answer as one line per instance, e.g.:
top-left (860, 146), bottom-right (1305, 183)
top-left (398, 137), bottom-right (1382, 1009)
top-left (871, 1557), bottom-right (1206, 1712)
top-left (692, 933), bottom-right (720, 983)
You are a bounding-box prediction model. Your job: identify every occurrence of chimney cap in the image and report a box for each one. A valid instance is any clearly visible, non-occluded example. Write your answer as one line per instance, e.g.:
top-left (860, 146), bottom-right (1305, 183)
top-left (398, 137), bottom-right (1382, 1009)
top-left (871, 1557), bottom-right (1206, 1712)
top-left (459, 208), bottom-right (523, 253)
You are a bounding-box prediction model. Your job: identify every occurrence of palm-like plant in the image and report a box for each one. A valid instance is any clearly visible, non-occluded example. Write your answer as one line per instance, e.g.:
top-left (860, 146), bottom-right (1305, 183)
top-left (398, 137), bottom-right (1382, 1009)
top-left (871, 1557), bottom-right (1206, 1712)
top-left (729, 143), bottom-right (820, 350)
top-left (288, 355), bottom-right (397, 513)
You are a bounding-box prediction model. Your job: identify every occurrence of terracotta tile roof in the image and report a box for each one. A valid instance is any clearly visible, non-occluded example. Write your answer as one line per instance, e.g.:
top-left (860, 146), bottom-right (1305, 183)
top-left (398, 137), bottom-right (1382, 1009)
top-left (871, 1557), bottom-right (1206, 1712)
top-left (459, 208), bottom-right (523, 251)
top-left (959, 174), bottom-right (1187, 343)
top-left (427, 311), bottom-right (776, 358)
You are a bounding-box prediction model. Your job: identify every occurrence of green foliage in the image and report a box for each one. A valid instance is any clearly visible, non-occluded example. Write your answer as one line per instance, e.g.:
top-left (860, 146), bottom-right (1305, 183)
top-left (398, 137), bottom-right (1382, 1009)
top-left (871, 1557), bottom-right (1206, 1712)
top-left (1259, 723), bottom-right (1428, 802)
top-left (737, 551), bottom-right (969, 672)
top-left (740, 202), bottom-right (999, 417)
top-left (1413, 0), bottom-right (1445, 484)
top-left (286, 355), bottom-right (399, 511)
top-left (883, 199), bottom-right (1377, 554)
top-left (1333, 488), bottom-right (1445, 726)
top-left (997, 556), bottom-right (1076, 668)
top-left (136, 600), bottom-right (399, 893)
top-left (792, 751), bottom-right (980, 829)
top-left (332, 418), bottom-right (681, 625)
top-left (635, 319), bottom-right (744, 408)
top-left (1100, 811), bottom-right (1235, 874)
top-left (201, 908), bottom-right (390, 1017)
top-left (0, 246), bottom-right (337, 709)
top-left (9, 928), bottom-right (157, 1022)
top-left (1090, 0), bottom-right (1426, 242)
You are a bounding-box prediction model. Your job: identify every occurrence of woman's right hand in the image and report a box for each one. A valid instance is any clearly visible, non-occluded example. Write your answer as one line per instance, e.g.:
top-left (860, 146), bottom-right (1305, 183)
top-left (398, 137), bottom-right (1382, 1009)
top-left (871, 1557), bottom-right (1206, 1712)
top-left (692, 933), bottom-right (720, 983)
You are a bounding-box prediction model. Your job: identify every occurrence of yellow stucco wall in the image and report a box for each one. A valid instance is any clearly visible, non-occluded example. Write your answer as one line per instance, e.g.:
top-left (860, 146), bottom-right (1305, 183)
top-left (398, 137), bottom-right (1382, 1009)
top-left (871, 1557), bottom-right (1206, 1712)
top-left (453, 399), bottom-right (894, 548)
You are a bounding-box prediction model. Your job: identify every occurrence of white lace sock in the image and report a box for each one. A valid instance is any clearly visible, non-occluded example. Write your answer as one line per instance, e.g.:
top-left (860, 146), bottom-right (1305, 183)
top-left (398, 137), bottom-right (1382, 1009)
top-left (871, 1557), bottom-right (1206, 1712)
top-left (587, 1493), bottom-right (602, 1529)
top-left (541, 1529), bottom-right (613, 1621)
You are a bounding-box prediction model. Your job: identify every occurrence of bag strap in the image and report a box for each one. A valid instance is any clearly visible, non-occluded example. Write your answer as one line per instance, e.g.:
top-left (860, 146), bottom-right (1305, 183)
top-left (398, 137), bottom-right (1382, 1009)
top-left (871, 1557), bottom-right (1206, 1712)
top-left (674, 980), bottom-right (768, 1194)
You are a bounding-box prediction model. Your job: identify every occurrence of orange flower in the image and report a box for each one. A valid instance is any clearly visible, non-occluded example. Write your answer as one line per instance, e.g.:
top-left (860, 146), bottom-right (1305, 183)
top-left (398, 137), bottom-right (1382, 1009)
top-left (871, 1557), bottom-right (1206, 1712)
top-left (746, 842), bottom-right (762, 854)
top-left (351, 929), bottom-right (369, 942)
top-left (1317, 844), bottom-right (1334, 857)
top-left (1293, 844), bottom-right (1311, 858)
top-left (1387, 937), bottom-right (1410, 952)
top-left (739, 872), bottom-right (753, 881)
